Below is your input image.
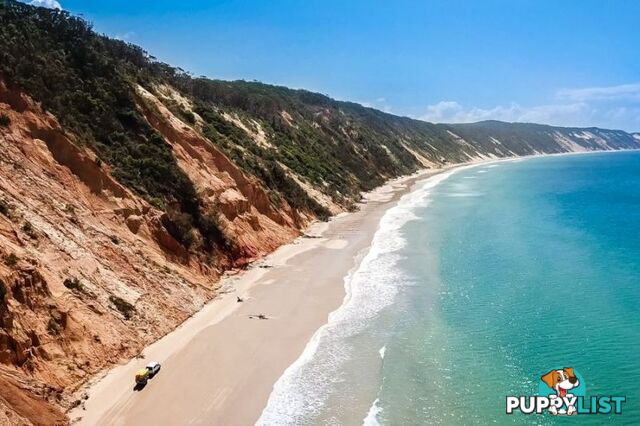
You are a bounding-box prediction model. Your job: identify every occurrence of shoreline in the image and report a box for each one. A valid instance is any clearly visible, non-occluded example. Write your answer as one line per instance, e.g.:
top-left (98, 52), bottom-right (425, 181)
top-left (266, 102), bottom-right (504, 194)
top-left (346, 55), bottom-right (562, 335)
top-left (69, 149), bottom-right (628, 425)
top-left (257, 148), bottom-right (634, 424)
top-left (69, 163), bottom-right (445, 425)
top-left (257, 161), bottom-right (480, 425)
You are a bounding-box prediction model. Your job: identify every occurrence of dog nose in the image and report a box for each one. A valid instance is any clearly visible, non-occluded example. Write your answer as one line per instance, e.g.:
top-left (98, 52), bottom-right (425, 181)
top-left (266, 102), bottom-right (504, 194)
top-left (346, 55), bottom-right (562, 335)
top-left (569, 376), bottom-right (578, 384)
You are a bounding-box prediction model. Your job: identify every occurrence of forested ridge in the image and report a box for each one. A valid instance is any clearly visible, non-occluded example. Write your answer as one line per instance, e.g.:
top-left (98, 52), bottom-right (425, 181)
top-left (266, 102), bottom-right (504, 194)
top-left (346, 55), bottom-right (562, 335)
top-left (1, 0), bottom-right (638, 254)
top-left (1, 2), bottom-right (640, 423)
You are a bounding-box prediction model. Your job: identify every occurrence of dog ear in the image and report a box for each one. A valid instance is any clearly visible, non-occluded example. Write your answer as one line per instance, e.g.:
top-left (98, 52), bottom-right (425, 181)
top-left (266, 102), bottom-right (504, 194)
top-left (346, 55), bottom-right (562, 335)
top-left (564, 367), bottom-right (575, 377)
top-left (541, 371), bottom-right (558, 389)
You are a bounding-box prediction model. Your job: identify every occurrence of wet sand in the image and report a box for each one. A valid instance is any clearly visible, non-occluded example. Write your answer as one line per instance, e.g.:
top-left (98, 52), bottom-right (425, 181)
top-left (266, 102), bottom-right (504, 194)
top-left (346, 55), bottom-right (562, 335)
top-left (70, 168), bottom-right (440, 426)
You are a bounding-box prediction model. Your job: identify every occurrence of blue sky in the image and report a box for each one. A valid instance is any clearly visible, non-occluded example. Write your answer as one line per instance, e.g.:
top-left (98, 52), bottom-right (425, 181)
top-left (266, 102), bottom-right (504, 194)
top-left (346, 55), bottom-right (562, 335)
top-left (28, 0), bottom-right (640, 131)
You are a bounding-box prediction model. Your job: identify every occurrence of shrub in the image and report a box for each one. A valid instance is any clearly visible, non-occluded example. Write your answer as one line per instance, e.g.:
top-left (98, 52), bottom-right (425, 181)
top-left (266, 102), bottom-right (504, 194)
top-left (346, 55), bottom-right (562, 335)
top-left (199, 211), bottom-right (230, 250)
top-left (4, 253), bottom-right (18, 267)
top-left (47, 318), bottom-right (61, 335)
top-left (0, 199), bottom-right (10, 217)
top-left (63, 277), bottom-right (83, 291)
top-left (0, 280), bottom-right (6, 301)
top-left (162, 210), bottom-right (197, 248)
top-left (182, 110), bottom-right (196, 124)
top-left (109, 295), bottom-right (135, 319)
top-left (0, 113), bottom-right (10, 127)
top-left (63, 204), bottom-right (76, 215)
top-left (22, 221), bottom-right (37, 239)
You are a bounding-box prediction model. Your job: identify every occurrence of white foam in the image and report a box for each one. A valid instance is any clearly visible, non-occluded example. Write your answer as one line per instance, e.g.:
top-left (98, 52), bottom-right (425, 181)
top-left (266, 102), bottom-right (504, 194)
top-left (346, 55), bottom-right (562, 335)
top-left (257, 165), bottom-right (481, 425)
top-left (444, 192), bottom-right (484, 198)
top-left (379, 346), bottom-right (386, 359)
top-left (362, 398), bottom-right (382, 426)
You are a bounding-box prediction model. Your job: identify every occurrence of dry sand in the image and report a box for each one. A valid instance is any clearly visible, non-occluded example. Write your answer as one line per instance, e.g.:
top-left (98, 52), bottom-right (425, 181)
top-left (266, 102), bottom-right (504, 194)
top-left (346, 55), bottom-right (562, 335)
top-left (69, 167), bottom-right (449, 426)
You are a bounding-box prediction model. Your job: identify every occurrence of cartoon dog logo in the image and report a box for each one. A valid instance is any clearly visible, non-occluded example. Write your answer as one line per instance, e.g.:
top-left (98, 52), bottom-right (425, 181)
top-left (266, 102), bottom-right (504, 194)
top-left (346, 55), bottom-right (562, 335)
top-left (540, 367), bottom-right (580, 415)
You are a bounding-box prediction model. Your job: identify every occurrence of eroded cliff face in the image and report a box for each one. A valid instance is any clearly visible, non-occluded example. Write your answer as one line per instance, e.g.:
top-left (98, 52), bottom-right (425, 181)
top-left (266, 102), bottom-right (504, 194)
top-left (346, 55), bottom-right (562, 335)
top-left (0, 80), bottom-right (308, 423)
top-left (135, 85), bottom-right (304, 263)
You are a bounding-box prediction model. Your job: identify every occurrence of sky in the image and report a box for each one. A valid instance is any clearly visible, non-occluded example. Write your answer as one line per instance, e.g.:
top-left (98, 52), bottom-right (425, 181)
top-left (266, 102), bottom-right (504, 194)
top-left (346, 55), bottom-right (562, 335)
top-left (27, 0), bottom-right (640, 132)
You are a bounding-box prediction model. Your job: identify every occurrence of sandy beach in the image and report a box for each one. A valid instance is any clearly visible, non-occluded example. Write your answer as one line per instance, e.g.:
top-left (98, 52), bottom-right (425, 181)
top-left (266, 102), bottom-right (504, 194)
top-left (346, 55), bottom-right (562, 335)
top-left (69, 165), bottom-right (450, 425)
top-left (68, 154), bottom-right (587, 425)
top-left (66, 152), bottom-right (613, 425)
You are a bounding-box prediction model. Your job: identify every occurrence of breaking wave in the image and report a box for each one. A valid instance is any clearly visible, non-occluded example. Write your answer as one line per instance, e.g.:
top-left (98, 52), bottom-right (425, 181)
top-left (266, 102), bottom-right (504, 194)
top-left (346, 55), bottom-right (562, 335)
top-left (257, 166), bottom-right (478, 425)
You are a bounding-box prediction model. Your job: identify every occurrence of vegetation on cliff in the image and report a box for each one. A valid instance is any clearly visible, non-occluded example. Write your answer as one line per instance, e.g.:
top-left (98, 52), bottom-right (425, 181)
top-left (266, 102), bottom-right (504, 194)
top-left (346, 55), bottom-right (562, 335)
top-left (0, 2), bottom-right (639, 424)
top-left (0, 0), bottom-right (221, 250)
top-left (2, 0), bottom-right (639, 243)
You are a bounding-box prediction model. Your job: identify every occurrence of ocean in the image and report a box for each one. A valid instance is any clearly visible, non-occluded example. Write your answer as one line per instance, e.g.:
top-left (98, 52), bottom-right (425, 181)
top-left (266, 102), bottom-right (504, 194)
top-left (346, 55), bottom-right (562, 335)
top-left (258, 151), bottom-right (640, 425)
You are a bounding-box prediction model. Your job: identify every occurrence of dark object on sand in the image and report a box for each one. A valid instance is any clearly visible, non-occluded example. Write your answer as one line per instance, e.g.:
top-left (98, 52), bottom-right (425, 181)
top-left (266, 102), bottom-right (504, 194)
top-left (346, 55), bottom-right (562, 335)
top-left (249, 314), bottom-right (268, 320)
top-left (237, 296), bottom-right (244, 303)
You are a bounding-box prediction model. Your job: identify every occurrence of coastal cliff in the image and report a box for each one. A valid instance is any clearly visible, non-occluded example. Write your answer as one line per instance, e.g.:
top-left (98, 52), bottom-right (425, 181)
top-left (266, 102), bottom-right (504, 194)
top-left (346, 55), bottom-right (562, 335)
top-left (0, 1), bottom-right (639, 423)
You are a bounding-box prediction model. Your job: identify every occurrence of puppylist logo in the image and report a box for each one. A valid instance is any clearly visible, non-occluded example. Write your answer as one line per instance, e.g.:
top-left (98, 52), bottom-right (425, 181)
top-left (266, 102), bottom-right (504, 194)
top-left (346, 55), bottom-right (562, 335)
top-left (506, 367), bottom-right (626, 416)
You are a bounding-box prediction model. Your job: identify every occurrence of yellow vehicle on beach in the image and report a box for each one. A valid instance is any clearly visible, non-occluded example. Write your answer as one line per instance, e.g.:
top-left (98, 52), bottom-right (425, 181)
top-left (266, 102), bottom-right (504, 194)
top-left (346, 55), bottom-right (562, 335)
top-left (135, 368), bottom-right (150, 385)
top-left (134, 362), bottom-right (161, 386)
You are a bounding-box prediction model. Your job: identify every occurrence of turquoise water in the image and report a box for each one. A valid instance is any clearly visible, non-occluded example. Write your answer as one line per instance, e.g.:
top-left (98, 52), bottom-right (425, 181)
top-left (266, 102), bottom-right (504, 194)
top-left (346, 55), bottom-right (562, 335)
top-left (260, 151), bottom-right (640, 425)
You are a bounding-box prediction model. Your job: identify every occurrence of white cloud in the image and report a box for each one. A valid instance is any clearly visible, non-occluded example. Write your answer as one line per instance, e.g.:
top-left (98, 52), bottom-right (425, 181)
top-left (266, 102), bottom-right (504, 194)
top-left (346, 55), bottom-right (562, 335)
top-left (115, 31), bottom-right (136, 41)
top-left (517, 103), bottom-right (590, 124)
top-left (419, 100), bottom-right (590, 126)
top-left (602, 106), bottom-right (640, 127)
top-left (357, 97), bottom-right (392, 113)
top-left (419, 101), bottom-right (468, 122)
top-left (557, 83), bottom-right (640, 102)
top-left (418, 98), bottom-right (640, 130)
top-left (29, 0), bottom-right (62, 9)
top-left (418, 81), bottom-right (640, 131)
